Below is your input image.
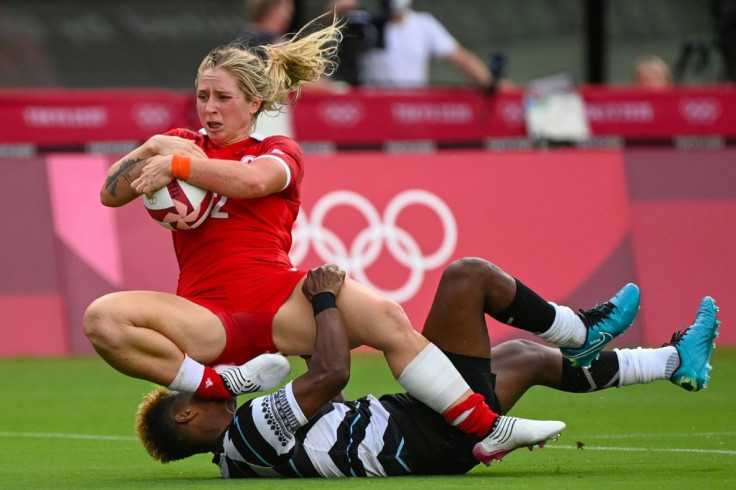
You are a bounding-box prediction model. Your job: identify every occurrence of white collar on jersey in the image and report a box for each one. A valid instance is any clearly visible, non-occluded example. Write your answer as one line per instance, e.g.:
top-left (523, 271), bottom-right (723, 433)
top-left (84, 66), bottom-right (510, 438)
top-left (197, 128), bottom-right (265, 142)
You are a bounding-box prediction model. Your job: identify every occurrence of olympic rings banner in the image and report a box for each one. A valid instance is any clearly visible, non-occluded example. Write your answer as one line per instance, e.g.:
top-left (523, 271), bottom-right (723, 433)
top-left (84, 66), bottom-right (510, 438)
top-left (1, 148), bottom-right (735, 356)
top-left (295, 150), bottom-right (636, 344)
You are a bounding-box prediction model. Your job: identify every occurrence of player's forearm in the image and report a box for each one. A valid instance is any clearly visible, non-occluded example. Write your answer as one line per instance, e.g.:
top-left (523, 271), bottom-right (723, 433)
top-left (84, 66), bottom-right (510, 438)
top-left (185, 156), bottom-right (287, 199)
top-left (309, 308), bottom-right (351, 386)
top-left (101, 154), bottom-right (147, 207)
top-left (301, 353), bottom-right (347, 403)
top-left (100, 135), bottom-right (170, 206)
top-left (292, 305), bottom-right (351, 418)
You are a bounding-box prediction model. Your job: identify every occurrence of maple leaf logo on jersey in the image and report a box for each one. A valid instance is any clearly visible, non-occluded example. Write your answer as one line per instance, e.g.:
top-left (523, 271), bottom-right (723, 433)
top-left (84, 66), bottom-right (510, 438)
top-left (241, 155), bottom-right (257, 163)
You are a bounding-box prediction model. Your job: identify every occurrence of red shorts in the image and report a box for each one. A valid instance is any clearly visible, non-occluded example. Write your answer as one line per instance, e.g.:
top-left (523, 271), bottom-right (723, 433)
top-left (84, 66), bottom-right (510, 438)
top-left (184, 267), bottom-right (307, 366)
top-left (210, 310), bottom-right (279, 365)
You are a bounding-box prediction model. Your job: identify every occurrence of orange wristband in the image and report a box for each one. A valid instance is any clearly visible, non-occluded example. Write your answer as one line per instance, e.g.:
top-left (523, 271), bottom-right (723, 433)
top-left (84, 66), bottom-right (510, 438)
top-left (171, 154), bottom-right (191, 180)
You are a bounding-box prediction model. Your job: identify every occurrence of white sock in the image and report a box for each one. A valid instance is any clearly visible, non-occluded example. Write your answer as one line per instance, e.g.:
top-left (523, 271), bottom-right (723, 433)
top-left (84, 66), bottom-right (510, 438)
top-left (614, 346), bottom-right (678, 386)
top-left (537, 303), bottom-right (587, 347)
top-left (396, 343), bottom-right (470, 414)
top-left (168, 354), bottom-right (205, 392)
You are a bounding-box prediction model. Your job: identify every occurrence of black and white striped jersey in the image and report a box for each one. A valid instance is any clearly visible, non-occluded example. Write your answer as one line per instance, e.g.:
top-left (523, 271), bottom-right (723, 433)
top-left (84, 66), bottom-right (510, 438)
top-left (212, 382), bottom-right (414, 477)
top-left (212, 381), bottom-right (480, 478)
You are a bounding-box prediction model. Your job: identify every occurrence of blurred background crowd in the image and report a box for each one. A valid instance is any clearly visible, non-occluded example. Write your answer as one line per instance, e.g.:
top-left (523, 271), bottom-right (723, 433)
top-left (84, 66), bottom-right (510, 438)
top-left (2, 0), bottom-right (735, 91)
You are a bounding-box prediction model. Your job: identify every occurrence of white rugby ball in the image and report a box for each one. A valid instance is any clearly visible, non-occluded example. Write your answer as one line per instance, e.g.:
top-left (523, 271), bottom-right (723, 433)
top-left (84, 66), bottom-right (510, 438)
top-left (142, 179), bottom-right (214, 231)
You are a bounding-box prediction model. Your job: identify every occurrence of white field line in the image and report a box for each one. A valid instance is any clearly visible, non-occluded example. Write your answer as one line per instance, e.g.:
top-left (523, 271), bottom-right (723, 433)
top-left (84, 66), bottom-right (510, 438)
top-left (0, 431), bottom-right (136, 441)
top-left (550, 445), bottom-right (736, 456)
top-left (543, 430), bottom-right (736, 456)
top-left (0, 431), bottom-right (733, 455)
top-left (585, 431), bottom-right (736, 439)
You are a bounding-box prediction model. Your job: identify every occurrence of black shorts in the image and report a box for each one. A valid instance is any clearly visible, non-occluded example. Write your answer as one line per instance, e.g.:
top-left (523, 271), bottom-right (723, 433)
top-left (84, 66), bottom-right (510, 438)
top-left (380, 353), bottom-right (500, 475)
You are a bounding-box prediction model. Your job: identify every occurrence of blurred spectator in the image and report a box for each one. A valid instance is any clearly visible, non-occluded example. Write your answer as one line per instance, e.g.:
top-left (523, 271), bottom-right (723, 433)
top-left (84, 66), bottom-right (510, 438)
top-left (633, 55), bottom-right (673, 89)
top-left (0, 13), bottom-right (59, 87)
top-left (713, 0), bottom-right (736, 81)
top-left (236, 0), bottom-right (295, 48)
top-left (324, 0), bottom-right (390, 86)
top-left (235, 0), bottom-right (342, 94)
top-left (334, 0), bottom-right (494, 89)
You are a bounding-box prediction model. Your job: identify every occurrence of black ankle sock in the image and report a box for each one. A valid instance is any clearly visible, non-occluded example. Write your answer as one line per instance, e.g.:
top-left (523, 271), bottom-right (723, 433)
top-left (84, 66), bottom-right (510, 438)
top-left (560, 351), bottom-right (621, 392)
top-left (490, 279), bottom-right (556, 334)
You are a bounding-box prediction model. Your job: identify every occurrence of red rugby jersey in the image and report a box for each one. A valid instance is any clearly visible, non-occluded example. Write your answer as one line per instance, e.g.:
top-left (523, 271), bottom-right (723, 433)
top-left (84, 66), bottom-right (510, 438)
top-left (162, 129), bottom-right (304, 308)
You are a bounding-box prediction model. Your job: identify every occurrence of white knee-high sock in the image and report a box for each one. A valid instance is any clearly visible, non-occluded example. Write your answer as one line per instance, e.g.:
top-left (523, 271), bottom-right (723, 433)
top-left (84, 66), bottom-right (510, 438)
top-left (396, 343), bottom-right (471, 414)
top-left (614, 346), bottom-right (679, 386)
top-left (537, 303), bottom-right (587, 347)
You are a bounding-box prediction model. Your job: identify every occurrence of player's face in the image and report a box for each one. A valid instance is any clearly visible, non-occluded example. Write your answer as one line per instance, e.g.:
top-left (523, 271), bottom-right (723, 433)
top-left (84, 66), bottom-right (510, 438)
top-left (196, 68), bottom-right (261, 146)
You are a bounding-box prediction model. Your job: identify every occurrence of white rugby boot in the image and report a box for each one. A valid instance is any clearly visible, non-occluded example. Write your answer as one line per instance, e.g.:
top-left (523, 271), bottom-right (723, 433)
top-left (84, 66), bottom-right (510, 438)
top-left (473, 415), bottom-right (566, 466)
top-left (216, 353), bottom-right (291, 396)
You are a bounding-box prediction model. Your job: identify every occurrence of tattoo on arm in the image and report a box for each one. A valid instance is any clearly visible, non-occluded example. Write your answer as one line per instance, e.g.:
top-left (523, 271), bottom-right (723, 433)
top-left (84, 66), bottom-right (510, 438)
top-left (105, 157), bottom-right (144, 197)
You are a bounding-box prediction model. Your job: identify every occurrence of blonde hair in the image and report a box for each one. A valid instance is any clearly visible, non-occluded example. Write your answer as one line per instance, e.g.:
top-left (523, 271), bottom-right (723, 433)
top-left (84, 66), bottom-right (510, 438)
top-left (196, 14), bottom-right (343, 117)
top-left (135, 387), bottom-right (200, 464)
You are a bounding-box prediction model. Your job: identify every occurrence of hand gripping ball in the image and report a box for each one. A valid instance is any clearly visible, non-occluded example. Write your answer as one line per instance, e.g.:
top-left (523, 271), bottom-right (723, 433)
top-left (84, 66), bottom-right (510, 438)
top-left (143, 179), bottom-right (214, 231)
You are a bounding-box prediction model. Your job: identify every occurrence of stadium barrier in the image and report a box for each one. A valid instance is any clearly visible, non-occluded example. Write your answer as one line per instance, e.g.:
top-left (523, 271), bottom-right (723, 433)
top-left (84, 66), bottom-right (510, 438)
top-left (2, 86), bottom-right (736, 153)
top-left (1, 148), bottom-right (734, 356)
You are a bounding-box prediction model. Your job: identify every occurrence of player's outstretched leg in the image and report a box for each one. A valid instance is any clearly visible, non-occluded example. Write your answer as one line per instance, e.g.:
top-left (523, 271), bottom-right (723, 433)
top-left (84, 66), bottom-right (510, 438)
top-left (665, 296), bottom-right (720, 392)
top-left (472, 416), bottom-right (566, 466)
top-left (216, 353), bottom-right (291, 396)
top-left (561, 283), bottom-right (640, 368)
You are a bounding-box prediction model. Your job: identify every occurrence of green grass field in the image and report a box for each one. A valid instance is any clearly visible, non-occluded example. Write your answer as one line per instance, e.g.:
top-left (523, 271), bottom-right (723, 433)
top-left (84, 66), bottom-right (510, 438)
top-left (1, 349), bottom-right (734, 489)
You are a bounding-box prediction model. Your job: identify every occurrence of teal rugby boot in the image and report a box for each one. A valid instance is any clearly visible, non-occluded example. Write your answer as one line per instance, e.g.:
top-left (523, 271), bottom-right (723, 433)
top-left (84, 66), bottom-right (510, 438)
top-left (561, 283), bottom-right (641, 368)
top-left (667, 296), bottom-right (720, 392)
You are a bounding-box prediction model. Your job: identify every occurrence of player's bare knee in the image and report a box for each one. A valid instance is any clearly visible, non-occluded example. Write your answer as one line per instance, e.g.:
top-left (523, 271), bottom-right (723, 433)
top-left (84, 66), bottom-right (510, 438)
top-left (442, 257), bottom-right (508, 292)
top-left (371, 298), bottom-right (415, 343)
top-left (383, 299), bottom-right (412, 331)
top-left (83, 294), bottom-right (124, 348)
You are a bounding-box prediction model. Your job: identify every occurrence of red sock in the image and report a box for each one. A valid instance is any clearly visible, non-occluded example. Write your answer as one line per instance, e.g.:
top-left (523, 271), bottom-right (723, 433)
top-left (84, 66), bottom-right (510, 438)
top-left (194, 366), bottom-right (233, 398)
top-left (443, 393), bottom-right (499, 436)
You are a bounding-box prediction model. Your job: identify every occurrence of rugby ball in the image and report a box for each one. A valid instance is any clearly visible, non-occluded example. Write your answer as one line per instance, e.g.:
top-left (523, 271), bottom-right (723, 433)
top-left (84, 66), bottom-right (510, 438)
top-left (142, 179), bottom-right (214, 231)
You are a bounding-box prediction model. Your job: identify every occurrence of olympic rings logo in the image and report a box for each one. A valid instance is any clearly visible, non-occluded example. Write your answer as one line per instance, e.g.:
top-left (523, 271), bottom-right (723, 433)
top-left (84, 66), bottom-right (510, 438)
top-left (290, 190), bottom-right (457, 303)
top-left (679, 98), bottom-right (721, 125)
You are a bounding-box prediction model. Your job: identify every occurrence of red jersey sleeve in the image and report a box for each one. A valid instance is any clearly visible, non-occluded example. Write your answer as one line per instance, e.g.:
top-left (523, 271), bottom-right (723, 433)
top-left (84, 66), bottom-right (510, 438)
top-left (256, 136), bottom-right (304, 193)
